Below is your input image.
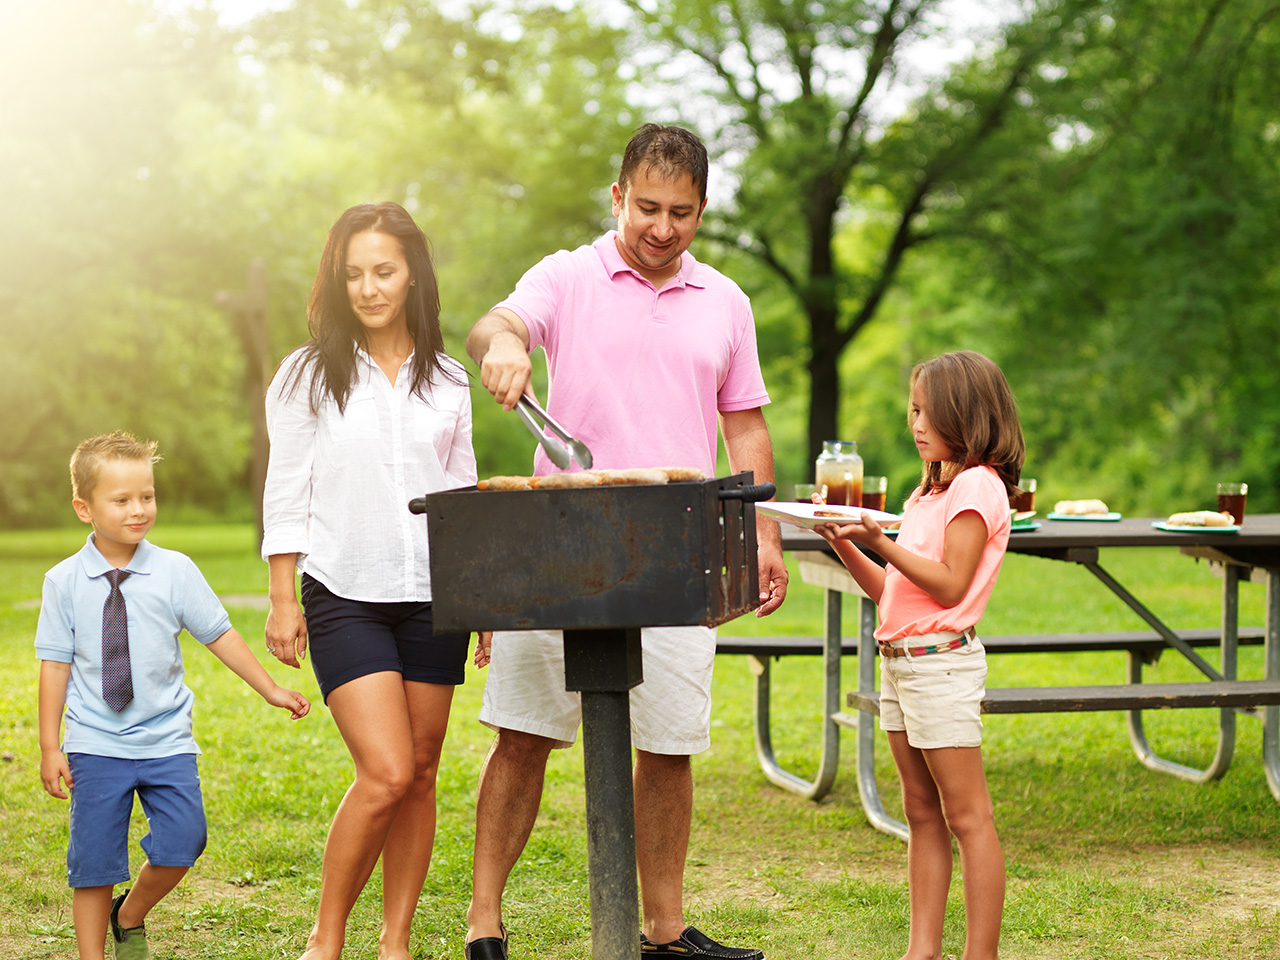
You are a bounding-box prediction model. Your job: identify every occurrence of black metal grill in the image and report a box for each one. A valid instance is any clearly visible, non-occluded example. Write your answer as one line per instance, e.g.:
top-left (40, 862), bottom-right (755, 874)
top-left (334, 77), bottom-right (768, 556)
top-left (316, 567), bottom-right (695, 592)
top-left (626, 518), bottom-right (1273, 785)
top-left (417, 471), bottom-right (769, 632)
top-left (409, 470), bottom-right (773, 960)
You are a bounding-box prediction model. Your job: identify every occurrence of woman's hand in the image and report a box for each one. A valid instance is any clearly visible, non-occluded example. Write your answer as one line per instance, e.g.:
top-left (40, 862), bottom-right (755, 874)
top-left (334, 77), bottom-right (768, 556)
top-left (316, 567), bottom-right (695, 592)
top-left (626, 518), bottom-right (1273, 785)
top-left (265, 599), bottom-right (308, 669)
top-left (474, 630), bottom-right (493, 668)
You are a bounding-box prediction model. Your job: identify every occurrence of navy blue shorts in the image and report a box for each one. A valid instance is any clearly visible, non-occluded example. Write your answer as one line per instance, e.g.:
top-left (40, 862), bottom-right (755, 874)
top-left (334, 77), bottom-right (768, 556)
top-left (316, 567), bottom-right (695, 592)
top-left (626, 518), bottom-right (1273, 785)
top-left (66, 753), bottom-right (206, 888)
top-left (300, 574), bottom-right (469, 701)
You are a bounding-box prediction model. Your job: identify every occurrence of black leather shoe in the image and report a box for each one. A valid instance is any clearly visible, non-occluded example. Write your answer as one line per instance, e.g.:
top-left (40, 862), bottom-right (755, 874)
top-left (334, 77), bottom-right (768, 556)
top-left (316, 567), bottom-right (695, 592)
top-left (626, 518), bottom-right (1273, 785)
top-left (641, 925), bottom-right (764, 959)
top-left (464, 924), bottom-right (508, 960)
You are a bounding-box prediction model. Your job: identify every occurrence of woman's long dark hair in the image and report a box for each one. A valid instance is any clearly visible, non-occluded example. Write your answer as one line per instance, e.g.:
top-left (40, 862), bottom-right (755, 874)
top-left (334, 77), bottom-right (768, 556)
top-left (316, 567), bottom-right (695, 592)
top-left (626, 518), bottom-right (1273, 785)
top-left (910, 350), bottom-right (1026, 499)
top-left (287, 202), bottom-right (462, 413)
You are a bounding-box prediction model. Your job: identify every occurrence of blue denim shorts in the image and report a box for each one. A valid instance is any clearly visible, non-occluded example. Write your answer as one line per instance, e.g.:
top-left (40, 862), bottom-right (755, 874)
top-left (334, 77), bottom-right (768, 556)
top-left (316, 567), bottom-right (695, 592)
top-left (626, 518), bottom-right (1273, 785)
top-left (66, 753), bottom-right (207, 888)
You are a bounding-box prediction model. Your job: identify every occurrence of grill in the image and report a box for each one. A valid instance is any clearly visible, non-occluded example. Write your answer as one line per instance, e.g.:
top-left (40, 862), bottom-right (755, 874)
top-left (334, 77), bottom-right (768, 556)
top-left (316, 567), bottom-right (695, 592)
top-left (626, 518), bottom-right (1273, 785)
top-left (410, 471), bottom-right (773, 960)
top-left (418, 471), bottom-right (768, 632)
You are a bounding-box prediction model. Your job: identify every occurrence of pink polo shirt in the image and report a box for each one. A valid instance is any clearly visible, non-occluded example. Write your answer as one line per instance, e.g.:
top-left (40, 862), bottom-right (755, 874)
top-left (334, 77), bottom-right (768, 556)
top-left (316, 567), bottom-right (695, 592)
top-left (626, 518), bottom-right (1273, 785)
top-left (875, 466), bottom-right (1012, 642)
top-left (496, 232), bottom-right (770, 476)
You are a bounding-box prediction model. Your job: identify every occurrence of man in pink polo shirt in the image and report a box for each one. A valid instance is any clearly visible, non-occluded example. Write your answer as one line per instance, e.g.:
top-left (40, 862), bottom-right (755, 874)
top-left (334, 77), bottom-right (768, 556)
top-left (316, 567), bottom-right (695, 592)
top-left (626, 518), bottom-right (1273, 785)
top-left (463, 123), bottom-right (787, 960)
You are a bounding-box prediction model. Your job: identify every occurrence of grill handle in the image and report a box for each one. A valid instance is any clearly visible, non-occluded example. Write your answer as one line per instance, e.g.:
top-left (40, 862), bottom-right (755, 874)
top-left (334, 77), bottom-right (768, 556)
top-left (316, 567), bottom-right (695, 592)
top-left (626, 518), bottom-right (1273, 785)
top-left (718, 482), bottom-right (776, 503)
top-left (408, 497), bottom-right (429, 515)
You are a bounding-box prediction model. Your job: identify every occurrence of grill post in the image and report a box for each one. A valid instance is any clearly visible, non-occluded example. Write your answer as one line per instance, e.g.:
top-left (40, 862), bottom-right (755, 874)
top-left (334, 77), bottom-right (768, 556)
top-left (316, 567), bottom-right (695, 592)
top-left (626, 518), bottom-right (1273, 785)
top-left (564, 628), bottom-right (642, 960)
top-left (419, 473), bottom-right (769, 957)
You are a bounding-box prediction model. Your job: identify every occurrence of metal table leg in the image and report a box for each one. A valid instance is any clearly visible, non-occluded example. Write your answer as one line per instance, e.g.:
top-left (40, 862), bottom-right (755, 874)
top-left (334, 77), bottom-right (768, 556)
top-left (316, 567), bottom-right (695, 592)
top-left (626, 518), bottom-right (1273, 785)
top-left (754, 553), bottom-right (906, 834)
top-left (849, 594), bottom-right (907, 840)
top-left (1085, 561), bottom-right (1227, 680)
top-left (750, 588), bottom-right (842, 800)
top-left (1125, 563), bottom-right (1239, 781)
top-left (1264, 568), bottom-right (1280, 801)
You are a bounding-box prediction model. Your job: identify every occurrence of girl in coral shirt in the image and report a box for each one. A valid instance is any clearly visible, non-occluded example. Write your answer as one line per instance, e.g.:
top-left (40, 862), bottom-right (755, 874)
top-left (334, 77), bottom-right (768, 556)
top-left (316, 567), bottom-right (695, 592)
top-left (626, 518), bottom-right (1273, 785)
top-left (815, 350), bottom-right (1026, 960)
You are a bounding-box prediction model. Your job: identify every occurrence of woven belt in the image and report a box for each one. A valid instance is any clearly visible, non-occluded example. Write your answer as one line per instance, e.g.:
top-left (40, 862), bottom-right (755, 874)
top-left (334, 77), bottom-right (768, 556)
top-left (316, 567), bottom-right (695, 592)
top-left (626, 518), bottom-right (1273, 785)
top-left (879, 627), bottom-right (976, 659)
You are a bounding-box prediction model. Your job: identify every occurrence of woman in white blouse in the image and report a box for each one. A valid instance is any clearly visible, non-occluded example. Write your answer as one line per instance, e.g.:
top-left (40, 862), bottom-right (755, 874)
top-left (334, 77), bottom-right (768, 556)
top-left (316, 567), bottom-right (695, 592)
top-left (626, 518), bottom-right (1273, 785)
top-left (262, 202), bottom-right (484, 960)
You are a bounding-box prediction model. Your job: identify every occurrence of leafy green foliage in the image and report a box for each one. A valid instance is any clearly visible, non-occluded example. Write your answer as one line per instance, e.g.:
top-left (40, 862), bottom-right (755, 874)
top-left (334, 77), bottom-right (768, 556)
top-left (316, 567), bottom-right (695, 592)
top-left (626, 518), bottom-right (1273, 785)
top-left (619, 0), bottom-right (1118, 470)
top-left (2, 0), bottom-right (1276, 522)
top-left (896, 0), bottom-right (1280, 512)
top-left (0, 0), bottom-right (641, 522)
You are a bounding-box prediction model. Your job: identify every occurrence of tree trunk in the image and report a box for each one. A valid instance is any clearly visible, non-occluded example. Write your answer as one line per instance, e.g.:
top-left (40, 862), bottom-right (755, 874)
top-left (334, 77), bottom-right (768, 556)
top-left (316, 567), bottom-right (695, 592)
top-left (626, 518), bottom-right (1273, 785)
top-left (216, 260), bottom-right (270, 544)
top-left (806, 303), bottom-right (841, 473)
top-left (804, 178), bottom-right (843, 473)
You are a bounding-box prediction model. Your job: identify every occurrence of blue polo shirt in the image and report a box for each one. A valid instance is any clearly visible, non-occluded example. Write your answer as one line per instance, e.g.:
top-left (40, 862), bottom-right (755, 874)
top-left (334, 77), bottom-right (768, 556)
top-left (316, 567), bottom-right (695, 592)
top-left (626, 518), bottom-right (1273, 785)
top-left (35, 536), bottom-right (232, 759)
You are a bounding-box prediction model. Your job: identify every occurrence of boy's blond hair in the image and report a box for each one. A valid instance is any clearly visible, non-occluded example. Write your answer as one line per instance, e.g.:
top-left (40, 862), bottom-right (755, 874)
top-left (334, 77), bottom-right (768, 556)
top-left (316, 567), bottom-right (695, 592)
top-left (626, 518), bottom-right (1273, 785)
top-left (70, 431), bottom-right (161, 502)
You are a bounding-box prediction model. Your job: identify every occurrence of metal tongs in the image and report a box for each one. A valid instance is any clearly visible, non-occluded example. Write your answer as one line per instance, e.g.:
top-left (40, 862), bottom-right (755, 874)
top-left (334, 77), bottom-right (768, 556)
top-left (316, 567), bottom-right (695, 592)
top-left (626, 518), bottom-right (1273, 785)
top-left (515, 395), bottom-right (594, 470)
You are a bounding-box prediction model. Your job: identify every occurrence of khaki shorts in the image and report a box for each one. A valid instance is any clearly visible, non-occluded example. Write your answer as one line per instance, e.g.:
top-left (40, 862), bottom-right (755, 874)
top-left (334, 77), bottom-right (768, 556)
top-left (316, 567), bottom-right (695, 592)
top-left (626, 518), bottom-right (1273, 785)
top-left (879, 632), bottom-right (987, 749)
top-left (479, 626), bottom-right (716, 755)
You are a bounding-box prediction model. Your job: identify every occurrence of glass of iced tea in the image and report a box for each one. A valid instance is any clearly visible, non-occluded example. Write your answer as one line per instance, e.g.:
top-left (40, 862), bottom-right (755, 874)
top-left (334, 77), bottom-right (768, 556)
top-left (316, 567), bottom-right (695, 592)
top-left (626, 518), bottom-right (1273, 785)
top-left (1011, 477), bottom-right (1036, 513)
top-left (1217, 482), bottom-right (1247, 524)
top-left (861, 476), bottom-right (888, 511)
top-left (794, 483), bottom-right (827, 503)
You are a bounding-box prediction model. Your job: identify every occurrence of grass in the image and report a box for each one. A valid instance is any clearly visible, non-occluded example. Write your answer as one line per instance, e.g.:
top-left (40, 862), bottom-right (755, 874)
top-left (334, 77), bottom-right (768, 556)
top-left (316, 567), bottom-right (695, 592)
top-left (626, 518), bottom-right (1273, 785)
top-left (1, 523), bottom-right (1278, 959)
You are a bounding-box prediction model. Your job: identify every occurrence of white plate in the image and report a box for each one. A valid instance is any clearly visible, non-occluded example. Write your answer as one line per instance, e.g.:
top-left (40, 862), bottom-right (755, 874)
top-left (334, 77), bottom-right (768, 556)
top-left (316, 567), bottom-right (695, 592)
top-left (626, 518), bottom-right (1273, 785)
top-left (1152, 521), bottom-right (1240, 534)
top-left (758, 502), bottom-right (900, 531)
top-left (1047, 511), bottom-right (1123, 522)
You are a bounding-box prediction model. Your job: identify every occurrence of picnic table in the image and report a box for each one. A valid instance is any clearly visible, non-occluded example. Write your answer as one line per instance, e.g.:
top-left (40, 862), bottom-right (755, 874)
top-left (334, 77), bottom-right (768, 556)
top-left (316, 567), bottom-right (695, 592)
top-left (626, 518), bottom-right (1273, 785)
top-left (718, 513), bottom-right (1280, 839)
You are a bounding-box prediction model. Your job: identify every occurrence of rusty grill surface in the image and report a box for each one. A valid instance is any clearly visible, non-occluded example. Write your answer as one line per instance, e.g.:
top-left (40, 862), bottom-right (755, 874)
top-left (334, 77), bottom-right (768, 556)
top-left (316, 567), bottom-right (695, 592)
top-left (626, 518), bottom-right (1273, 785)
top-left (422, 472), bottom-right (762, 632)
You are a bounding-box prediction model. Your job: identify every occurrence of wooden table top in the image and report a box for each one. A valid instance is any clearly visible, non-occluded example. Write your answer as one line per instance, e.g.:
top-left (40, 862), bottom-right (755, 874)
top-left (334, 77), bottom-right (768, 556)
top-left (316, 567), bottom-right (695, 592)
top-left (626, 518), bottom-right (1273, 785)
top-left (780, 512), bottom-right (1280, 568)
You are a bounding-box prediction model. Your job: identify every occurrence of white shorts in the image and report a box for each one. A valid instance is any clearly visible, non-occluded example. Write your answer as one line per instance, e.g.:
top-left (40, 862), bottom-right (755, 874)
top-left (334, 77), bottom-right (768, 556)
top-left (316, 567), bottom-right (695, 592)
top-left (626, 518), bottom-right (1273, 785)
top-left (879, 632), bottom-right (987, 749)
top-left (479, 626), bottom-right (716, 755)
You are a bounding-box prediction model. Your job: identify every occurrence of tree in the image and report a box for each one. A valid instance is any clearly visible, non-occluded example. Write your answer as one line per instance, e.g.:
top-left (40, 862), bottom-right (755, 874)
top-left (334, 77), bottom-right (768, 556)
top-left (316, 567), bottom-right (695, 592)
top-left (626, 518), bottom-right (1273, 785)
top-left (619, 0), bottom-right (1111, 470)
top-left (0, 0), bottom-right (255, 525)
top-left (934, 0), bottom-right (1280, 511)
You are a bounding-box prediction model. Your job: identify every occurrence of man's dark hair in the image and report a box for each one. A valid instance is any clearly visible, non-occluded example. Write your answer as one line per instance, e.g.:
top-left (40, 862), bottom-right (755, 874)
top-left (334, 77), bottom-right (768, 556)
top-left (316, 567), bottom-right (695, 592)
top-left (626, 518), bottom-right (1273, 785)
top-left (618, 124), bottom-right (709, 204)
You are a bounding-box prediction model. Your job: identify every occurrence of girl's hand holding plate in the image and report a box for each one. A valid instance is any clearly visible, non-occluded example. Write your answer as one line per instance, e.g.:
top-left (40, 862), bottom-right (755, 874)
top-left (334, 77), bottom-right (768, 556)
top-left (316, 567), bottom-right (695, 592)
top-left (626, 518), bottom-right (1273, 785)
top-left (815, 510), bottom-right (884, 545)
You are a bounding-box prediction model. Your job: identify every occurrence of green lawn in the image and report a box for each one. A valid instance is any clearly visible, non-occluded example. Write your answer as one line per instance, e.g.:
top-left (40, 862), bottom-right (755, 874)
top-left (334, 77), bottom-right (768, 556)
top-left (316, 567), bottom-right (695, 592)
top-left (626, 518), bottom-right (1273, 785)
top-left (1, 525), bottom-right (1276, 959)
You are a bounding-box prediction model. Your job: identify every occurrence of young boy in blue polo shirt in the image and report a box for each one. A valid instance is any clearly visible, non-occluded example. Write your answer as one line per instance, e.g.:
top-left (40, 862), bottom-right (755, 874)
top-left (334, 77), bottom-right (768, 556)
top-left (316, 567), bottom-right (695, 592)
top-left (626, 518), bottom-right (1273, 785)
top-left (36, 431), bottom-right (311, 960)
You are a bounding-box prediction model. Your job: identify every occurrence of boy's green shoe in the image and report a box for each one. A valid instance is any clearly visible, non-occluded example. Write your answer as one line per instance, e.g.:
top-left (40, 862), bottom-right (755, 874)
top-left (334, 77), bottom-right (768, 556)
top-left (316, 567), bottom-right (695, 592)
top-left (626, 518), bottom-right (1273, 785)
top-left (110, 891), bottom-right (152, 960)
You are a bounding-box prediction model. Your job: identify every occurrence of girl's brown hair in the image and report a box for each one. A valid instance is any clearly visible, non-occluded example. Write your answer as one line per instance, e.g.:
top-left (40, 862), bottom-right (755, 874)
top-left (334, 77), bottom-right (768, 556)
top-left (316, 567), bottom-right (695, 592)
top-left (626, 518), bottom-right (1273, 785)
top-left (909, 350), bottom-right (1026, 500)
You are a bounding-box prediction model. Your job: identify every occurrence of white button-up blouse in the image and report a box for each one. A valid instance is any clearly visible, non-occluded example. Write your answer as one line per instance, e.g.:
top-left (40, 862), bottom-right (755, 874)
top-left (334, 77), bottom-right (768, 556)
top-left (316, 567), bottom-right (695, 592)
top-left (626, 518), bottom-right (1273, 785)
top-left (261, 345), bottom-right (477, 602)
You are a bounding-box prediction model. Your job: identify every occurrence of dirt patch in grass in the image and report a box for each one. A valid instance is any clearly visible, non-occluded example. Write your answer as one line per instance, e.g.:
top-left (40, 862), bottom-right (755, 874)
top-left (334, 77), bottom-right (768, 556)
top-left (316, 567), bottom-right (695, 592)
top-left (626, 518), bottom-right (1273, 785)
top-left (689, 834), bottom-right (1280, 948)
top-left (1113, 844), bottom-right (1280, 919)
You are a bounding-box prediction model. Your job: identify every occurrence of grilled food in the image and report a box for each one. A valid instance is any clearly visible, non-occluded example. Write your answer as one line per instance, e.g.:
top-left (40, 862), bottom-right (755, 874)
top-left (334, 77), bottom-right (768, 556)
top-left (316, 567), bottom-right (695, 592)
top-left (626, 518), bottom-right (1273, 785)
top-left (1167, 510), bottom-right (1235, 527)
top-left (531, 472), bottom-right (601, 489)
top-left (477, 476), bottom-right (533, 491)
top-left (589, 468), bottom-right (670, 486)
top-left (1053, 499), bottom-right (1111, 516)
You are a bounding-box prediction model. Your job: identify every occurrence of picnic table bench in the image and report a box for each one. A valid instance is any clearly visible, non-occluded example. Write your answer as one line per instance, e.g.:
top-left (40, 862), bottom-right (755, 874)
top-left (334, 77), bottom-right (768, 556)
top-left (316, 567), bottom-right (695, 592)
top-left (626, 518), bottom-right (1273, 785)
top-left (718, 626), bottom-right (1266, 661)
top-left (723, 514), bottom-right (1280, 840)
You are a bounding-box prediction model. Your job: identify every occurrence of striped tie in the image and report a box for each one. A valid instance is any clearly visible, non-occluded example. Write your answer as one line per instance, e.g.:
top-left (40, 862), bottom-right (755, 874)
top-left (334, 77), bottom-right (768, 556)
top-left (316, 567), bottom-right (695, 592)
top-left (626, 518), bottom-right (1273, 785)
top-left (102, 569), bottom-right (133, 711)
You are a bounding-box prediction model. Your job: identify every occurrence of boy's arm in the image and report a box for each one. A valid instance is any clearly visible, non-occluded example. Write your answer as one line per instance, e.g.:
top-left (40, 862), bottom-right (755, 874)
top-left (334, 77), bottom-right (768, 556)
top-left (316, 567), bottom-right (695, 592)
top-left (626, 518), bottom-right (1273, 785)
top-left (38, 660), bottom-right (73, 799)
top-left (205, 627), bottom-right (310, 720)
